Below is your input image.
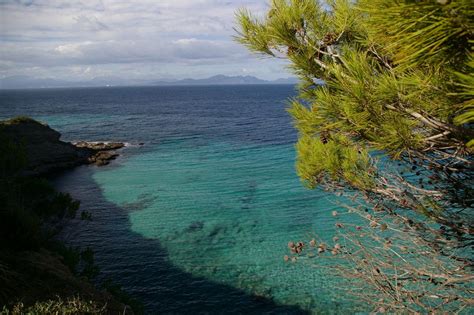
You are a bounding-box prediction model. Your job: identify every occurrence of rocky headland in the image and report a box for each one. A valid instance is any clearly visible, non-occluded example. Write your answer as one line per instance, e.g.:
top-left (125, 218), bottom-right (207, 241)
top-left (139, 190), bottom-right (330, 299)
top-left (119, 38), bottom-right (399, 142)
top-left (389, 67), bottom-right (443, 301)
top-left (1, 117), bottom-right (125, 176)
top-left (0, 117), bottom-right (137, 314)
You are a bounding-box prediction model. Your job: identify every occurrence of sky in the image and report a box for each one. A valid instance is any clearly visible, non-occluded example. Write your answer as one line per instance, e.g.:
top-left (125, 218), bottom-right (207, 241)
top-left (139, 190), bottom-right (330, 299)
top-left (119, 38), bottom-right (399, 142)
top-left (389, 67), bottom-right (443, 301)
top-left (0, 0), bottom-right (291, 82)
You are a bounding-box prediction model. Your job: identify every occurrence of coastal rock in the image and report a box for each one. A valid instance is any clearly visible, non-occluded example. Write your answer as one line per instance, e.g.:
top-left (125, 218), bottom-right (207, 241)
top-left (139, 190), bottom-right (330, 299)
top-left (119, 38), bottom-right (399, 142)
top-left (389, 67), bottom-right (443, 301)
top-left (74, 141), bottom-right (125, 151)
top-left (186, 221), bottom-right (204, 232)
top-left (88, 151), bottom-right (119, 166)
top-left (1, 117), bottom-right (125, 175)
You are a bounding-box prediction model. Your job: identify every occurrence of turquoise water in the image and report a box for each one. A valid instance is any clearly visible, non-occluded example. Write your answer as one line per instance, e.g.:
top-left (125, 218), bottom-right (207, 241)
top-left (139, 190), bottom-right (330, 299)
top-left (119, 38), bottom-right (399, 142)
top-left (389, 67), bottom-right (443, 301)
top-left (95, 140), bottom-right (347, 311)
top-left (1, 86), bottom-right (364, 313)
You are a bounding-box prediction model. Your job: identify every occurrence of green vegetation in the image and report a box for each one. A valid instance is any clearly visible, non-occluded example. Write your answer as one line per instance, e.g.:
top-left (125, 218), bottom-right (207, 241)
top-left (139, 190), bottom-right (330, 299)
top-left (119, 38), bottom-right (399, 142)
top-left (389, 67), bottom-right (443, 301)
top-left (236, 0), bottom-right (473, 312)
top-left (1, 297), bottom-right (105, 315)
top-left (0, 122), bottom-right (84, 308)
top-left (0, 130), bottom-right (79, 251)
top-left (0, 118), bottom-right (140, 314)
top-left (102, 280), bottom-right (144, 315)
top-left (1, 116), bottom-right (40, 126)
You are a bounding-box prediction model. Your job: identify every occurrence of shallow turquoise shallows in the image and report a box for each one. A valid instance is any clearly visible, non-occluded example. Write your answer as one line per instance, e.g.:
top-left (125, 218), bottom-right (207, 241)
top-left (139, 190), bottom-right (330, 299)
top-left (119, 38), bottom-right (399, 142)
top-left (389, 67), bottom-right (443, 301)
top-left (1, 85), bottom-right (366, 314)
top-left (96, 140), bottom-right (348, 310)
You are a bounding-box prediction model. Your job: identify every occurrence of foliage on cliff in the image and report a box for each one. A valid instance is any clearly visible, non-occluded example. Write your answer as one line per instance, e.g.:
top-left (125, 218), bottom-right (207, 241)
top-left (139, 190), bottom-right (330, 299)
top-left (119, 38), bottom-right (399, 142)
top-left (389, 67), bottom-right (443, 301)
top-left (1, 297), bottom-right (106, 315)
top-left (0, 118), bottom-right (139, 314)
top-left (236, 0), bottom-right (473, 312)
top-left (0, 131), bottom-right (79, 251)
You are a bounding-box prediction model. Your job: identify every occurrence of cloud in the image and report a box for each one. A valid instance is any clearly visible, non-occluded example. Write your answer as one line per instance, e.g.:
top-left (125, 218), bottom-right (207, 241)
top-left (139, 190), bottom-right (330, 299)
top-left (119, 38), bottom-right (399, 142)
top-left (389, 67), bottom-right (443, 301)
top-left (0, 0), bottom-right (289, 81)
top-left (54, 42), bottom-right (90, 57)
top-left (74, 15), bottom-right (109, 31)
top-left (2, 38), bottom-right (246, 66)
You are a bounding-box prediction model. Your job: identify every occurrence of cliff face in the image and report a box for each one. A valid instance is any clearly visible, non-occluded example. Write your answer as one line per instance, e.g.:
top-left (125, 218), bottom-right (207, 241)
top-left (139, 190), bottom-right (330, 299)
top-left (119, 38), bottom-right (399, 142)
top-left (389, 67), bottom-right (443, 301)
top-left (0, 117), bottom-right (124, 176)
top-left (0, 117), bottom-right (135, 313)
top-left (1, 118), bottom-right (89, 176)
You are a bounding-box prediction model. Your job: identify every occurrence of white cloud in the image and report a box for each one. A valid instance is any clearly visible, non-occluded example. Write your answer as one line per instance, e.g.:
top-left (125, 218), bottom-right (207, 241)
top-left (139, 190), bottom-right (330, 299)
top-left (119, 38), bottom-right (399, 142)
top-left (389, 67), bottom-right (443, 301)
top-left (54, 42), bottom-right (90, 57)
top-left (0, 0), bottom-right (289, 81)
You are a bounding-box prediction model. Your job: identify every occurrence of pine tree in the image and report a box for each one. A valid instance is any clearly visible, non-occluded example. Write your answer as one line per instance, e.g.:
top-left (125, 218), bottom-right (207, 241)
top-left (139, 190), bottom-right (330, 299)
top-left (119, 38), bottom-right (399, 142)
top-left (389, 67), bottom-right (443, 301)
top-left (236, 0), bottom-right (473, 312)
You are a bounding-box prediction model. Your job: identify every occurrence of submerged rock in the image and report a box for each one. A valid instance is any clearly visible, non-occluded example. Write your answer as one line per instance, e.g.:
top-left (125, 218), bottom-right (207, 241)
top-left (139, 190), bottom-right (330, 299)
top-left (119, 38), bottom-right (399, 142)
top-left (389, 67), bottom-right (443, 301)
top-left (186, 221), bottom-right (204, 232)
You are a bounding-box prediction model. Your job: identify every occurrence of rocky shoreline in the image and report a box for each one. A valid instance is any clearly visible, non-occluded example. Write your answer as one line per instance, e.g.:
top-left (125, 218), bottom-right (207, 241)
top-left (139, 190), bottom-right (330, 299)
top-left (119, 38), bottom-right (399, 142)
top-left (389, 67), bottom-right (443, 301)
top-left (74, 141), bottom-right (125, 166)
top-left (1, 117), bottom-right (126, 176)
top-left (0, 117), bottom-right (138, 314)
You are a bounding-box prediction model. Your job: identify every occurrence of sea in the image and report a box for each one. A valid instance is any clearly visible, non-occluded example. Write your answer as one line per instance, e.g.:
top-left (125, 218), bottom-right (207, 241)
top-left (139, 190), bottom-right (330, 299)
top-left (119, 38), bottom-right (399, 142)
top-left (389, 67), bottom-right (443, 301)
top-left (0, 85), bottom-right (366, 314)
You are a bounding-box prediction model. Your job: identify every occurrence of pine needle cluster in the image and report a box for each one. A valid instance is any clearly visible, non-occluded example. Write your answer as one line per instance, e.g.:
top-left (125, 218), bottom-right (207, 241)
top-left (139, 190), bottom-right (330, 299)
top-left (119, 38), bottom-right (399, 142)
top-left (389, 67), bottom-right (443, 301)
top-left (236, 0), bottom-right (473, 312)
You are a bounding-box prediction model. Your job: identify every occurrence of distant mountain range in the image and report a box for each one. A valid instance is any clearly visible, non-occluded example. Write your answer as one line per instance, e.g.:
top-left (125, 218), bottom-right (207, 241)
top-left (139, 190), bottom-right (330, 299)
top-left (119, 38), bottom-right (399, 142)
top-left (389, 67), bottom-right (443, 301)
top-left (151, 75), bottom-right (299, 86)
top-left (0, 75), bottom-right (299, 90)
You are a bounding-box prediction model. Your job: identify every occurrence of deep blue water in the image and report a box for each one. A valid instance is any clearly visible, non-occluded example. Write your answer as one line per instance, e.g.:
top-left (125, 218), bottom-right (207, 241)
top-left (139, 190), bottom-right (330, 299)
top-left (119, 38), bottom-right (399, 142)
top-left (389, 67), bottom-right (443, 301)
top-left (0, 86), bottom-right (363, 314)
